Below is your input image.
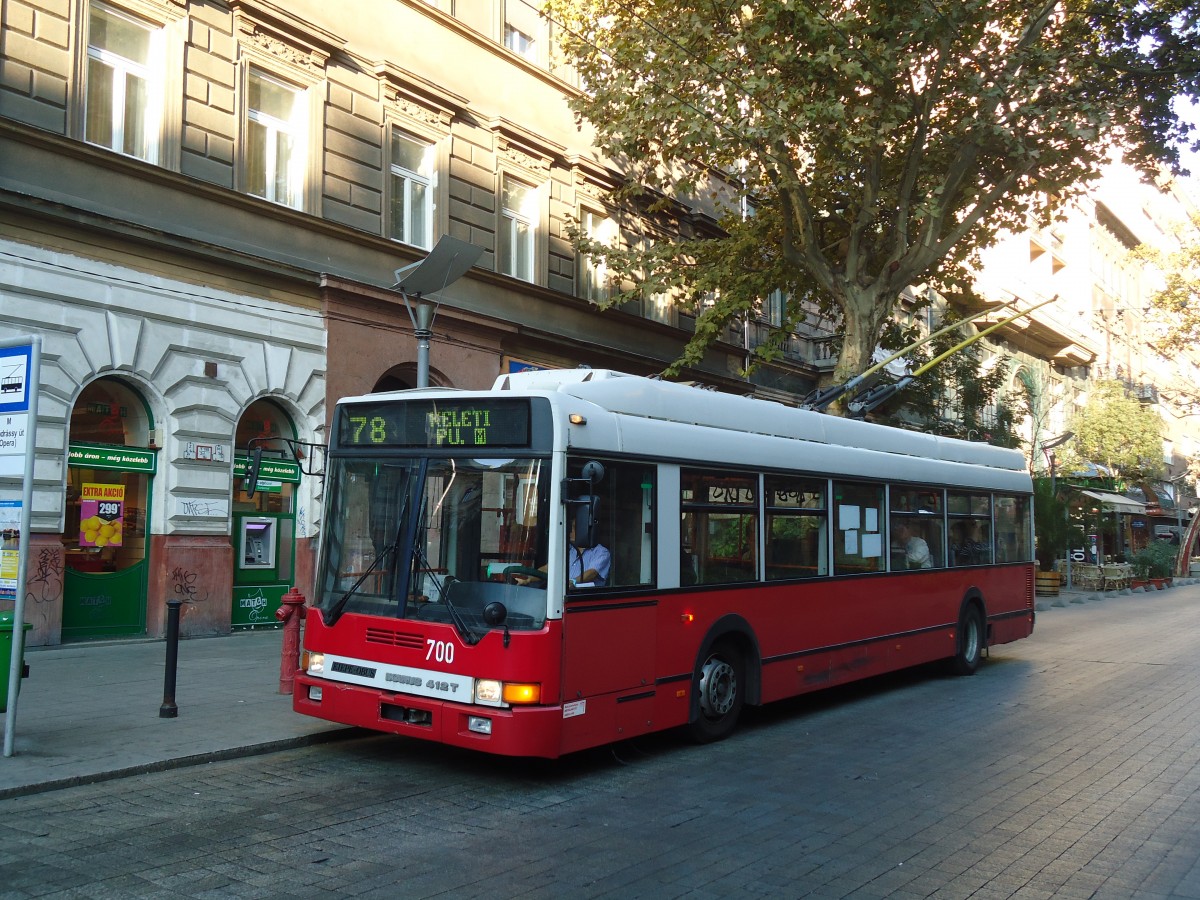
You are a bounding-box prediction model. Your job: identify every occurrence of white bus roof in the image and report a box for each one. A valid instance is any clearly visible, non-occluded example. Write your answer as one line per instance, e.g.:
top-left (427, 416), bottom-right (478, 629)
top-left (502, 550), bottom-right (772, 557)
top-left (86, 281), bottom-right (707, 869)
top-left (490, 368), bottom-right (1030, 491)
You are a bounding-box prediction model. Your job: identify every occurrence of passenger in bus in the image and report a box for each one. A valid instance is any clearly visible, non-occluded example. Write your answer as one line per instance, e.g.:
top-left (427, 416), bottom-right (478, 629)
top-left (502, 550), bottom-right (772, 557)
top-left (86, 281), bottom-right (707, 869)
top-left (952, 521), bottom-right (986, 565)
top-left (894, 521), bottom-right (932, 569)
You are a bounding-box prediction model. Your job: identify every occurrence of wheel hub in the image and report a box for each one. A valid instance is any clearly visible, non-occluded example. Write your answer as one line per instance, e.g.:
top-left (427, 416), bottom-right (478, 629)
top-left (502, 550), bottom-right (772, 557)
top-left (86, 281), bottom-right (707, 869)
top-left (699, 657), bottom-right (737, 718)
top-left (964, 618), bottom-right (980, 661)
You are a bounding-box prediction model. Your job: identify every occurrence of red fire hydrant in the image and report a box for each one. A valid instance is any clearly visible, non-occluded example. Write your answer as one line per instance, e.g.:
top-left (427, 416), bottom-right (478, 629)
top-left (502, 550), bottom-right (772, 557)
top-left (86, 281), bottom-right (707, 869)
top-left (276, 586), bottom-right (308, 694)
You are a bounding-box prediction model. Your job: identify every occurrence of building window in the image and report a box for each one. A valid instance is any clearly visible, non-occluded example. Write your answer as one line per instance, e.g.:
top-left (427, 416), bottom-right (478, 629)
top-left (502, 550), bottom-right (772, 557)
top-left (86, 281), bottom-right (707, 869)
top-left (504, 25), bottom-right (536, 61)
top-left (85, 5), bottom-right (160, 162)
top-left (503, 1), bottom-right (541, 62)
top-left (765, 289), bottom-right (786, 328)
top-left (644, 290), bottom-right (672, 324)
top-left (580, 210), bottom-right (615, 302)
top-left (245, 69), bottom-right (305, 209)
top-left (636, 236), bottom-right (672, 324)
top-left (390, 131), bottom-right (436, 249)
top-left (500, 175), bottom-right (537, 281)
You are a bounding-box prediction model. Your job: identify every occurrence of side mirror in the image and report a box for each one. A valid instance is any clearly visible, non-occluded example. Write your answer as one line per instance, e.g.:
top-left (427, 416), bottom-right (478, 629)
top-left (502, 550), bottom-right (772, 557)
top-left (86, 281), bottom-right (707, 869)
top-left (574, 495), bottom-right (600, 548)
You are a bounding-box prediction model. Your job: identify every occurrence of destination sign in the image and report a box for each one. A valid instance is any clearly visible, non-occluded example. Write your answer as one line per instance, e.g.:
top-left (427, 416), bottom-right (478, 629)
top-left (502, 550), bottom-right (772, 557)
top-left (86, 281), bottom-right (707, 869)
top-left (338, 399), bottom-right (531, 448)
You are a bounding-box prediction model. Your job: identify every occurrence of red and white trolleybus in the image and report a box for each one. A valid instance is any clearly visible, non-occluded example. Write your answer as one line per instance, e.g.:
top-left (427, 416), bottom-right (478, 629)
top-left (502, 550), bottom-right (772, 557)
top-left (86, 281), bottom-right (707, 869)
top-left (292, 369), bottom-right (1034, 757)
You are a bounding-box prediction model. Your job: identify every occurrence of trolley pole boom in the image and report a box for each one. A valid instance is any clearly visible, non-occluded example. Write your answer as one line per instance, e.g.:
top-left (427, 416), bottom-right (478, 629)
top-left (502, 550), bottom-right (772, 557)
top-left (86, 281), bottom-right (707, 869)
top-left (846, 296), bottom-right (1058, 417)
top-left (801, 300), bottom-right (1016, 412)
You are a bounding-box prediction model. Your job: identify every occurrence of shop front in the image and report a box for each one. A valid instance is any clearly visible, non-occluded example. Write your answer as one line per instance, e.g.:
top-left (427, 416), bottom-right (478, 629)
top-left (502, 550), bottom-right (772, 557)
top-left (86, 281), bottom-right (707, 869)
top-left (58, 379), bottom-right (157, 640)
top-left (231, 455), bottom-right (299, 629)
top-left (230, 399), bottom-right (302, 628)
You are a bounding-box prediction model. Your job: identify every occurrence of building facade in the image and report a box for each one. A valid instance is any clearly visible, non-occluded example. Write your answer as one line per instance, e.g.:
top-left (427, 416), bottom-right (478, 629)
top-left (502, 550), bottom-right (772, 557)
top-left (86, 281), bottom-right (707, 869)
top-left (1, 0), bottom-right (831, 645)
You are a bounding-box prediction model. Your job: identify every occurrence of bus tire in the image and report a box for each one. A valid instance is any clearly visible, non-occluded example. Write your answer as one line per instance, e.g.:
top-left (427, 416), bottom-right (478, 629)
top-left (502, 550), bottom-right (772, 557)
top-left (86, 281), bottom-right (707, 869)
top-left (687, 643), bottom-right (744, 743)
top-left (950, 603), bottom-right (985, 676)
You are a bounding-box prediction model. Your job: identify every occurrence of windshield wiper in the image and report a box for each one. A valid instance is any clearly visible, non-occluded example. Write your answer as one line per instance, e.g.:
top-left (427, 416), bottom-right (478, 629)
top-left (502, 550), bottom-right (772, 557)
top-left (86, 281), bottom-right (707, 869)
top-left (326, 530), bottom-right (401, 627)
top-left (412, 541), bottom-right (485, 645)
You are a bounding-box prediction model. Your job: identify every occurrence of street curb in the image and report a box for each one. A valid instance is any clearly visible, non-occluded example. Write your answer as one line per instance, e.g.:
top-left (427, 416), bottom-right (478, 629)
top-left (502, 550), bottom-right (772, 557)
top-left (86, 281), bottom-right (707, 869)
top-left (0, 726), bottom-right (367, 801)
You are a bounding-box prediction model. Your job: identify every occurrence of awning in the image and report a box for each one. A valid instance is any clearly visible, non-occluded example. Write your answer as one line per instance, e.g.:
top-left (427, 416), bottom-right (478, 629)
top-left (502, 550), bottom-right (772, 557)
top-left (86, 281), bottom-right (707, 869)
top-left (1080, 489), bottom-right (1147, 515)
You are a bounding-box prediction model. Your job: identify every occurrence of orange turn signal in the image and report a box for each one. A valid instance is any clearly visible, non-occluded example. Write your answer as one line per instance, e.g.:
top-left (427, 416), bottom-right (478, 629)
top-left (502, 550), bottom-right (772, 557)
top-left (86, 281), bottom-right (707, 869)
top-left (502, 683), bottom-right (541, 705)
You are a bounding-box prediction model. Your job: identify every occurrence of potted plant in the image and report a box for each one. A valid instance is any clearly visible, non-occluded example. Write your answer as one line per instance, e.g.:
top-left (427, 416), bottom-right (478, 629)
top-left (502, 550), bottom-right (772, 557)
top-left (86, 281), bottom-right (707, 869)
top-left (1130, 549), bottom-right (1152, 589)
top-left (1034, 478), bottom-right (1068, 573)
top-left (1132, 541), bottom-right (1177, 589)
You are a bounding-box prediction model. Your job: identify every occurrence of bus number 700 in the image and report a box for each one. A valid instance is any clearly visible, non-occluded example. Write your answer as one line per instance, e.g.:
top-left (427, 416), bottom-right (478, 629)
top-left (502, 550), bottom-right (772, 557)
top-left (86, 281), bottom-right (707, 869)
top-left (426, 639), bottom-right (454, 664)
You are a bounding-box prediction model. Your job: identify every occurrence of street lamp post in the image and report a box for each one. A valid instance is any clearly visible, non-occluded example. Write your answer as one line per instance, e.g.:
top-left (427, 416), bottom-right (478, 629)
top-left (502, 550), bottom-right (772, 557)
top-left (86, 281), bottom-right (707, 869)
top-left (408, 296), bottom-right (437, 390)
top-left (1169, 472), bottom-right (1191, 548)
top-left (392, 236), bottom-right (485, 389)
top-left (1041, 431), bottom-right (1074, 589)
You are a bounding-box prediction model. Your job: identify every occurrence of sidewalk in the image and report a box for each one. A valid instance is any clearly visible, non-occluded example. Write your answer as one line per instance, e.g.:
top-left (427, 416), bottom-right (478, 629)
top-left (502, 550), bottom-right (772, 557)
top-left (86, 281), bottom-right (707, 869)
top-left (0, 629), bottom-right (355, 799)
top-left (1034, 577), bottom-right (1198, 612)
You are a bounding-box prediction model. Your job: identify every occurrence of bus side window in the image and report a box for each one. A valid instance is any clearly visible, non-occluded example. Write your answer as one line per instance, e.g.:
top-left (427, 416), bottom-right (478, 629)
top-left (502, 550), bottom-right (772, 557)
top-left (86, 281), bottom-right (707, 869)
top-left (568, 459), bottom-right (656, 588)
top-left (948, 493), bottom-right (992, 567)
top-left (994, 494), bottom-right (1032, 562)
top-left (764, 475), bottom-right (827, 580)
top-left (832, 481), bottom-right (884, 575)
top-left (681, 469), bottom-right (758, 585)
top-left (890, 486), bottom-right (946, 569)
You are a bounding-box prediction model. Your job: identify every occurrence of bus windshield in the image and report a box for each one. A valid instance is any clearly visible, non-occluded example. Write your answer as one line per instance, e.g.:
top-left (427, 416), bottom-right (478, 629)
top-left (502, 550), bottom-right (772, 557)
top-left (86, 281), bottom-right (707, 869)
top-left (316, 455), bottom-right (550, 632)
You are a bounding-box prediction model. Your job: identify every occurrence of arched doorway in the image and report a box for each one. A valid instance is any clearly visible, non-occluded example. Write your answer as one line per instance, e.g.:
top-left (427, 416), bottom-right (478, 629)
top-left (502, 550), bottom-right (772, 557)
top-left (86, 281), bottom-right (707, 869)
top-left (62, 378), bottom-right (156, 640)
top-left (373, 365), bottom-right (415, 393)
top-left (231, 400), bottom-right (300, 628)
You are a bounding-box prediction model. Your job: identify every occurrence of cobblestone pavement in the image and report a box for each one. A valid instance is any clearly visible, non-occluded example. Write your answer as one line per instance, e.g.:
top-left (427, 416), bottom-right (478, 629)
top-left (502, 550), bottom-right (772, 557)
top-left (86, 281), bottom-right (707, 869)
top-left (1, 587), bottom-right (1198, 899)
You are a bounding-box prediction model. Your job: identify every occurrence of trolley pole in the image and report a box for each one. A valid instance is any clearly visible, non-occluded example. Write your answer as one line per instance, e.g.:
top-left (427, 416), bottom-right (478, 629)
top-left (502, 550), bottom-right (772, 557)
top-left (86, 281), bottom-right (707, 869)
top-left (159, 598), bottom-right (182, 718)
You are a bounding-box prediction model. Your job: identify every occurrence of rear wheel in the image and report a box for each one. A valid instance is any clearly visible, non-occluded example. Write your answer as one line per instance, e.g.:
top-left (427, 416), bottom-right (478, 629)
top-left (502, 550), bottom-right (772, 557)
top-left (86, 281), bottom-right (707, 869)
top-left (951, 604), bottom-right (985, 676)
top-left (687, 644), bottom-right (744, 743)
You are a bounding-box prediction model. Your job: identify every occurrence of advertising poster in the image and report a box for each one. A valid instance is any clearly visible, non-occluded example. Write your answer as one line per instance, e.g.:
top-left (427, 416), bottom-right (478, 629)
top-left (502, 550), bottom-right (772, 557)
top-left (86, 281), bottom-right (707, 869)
top-left (1, 499), bottom-right (20, 601)
top-left (80, 483), bottom-right (125, 547)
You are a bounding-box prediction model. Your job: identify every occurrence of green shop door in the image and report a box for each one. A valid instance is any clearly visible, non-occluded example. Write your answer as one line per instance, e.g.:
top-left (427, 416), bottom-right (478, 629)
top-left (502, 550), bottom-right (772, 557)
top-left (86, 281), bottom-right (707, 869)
top-left (231, 457), bottom-right (298, 629)
top-left (62, 444), bottom-right (156, 640)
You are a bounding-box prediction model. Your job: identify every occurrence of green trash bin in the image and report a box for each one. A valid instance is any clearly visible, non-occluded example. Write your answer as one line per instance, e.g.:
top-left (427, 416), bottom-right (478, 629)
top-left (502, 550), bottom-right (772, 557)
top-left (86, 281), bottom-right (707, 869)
top-left (0, 610), bottom-right (32, 714)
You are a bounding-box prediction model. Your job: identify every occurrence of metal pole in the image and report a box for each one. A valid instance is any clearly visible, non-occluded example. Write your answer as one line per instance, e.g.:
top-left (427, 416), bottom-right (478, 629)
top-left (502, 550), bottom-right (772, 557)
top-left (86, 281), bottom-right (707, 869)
top-left (1173, 475), bottom-right (1184, 546)
top-left (411, 296), bottom-right (436, 389)
top-left (1064, 487), bottom-right (1073, 590)
top-left (159, 598), bottom-right (182, 718)
top-left (415, 331), bottom-right (431, 389)
top-left (1050, 452), bottom-right (1058, 566)
top-left (4, 335), bottom-right (40, 758)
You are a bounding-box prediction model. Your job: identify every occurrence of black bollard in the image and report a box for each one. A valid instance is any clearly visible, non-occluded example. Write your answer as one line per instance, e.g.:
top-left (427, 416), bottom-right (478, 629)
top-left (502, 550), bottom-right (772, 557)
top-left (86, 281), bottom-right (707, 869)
top-left (159, 597), bottom-right (182, 718)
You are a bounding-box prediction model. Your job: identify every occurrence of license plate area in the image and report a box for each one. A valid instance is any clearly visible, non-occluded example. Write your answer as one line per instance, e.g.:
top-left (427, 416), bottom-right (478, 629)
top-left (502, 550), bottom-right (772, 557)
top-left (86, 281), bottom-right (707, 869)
top-left (380, 703), bottom-right (433, 727)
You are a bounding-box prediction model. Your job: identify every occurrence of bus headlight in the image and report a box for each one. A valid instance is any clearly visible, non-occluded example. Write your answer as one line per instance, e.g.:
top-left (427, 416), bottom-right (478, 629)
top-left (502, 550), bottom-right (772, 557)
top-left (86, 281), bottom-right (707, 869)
top-left (475, 679), bottom-right (503, 706)
top-left (302, 651), bottom-right (325, 675)
top-left (474, 679), bottom-right (541, 707)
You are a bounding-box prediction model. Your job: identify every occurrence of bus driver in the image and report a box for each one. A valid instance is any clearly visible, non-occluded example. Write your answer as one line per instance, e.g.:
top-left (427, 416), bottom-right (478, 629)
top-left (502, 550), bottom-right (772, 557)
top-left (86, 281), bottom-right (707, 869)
top-left (514, 519), bottom-right (611, 587)
top-left (569, 526), bottom-right (610, 587)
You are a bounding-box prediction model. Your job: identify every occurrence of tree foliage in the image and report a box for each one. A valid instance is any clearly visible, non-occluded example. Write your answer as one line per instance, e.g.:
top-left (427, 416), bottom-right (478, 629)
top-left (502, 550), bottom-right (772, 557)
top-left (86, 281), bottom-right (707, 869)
top-left (1058, 380), bottom-right (1166, 482)
top-left (545, 0), bottom-right (1200, 404)
top-left (1134, 214), bottom-right (1200, 354)
top-left (1087, 0), bottom-right (1200, 172)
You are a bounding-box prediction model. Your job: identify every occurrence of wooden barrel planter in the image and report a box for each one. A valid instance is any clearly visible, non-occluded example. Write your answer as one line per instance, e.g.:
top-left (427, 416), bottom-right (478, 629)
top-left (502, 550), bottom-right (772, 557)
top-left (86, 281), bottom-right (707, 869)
top-left (1035, 571), bottom-right (1060, 596)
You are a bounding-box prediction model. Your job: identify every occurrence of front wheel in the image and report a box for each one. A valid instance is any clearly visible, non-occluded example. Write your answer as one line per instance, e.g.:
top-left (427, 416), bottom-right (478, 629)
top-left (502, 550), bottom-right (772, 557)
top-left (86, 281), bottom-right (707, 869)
top-left (687, 644), bottom-right (744, 743)
top-left (950, 604), bottom-right (985, 676)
